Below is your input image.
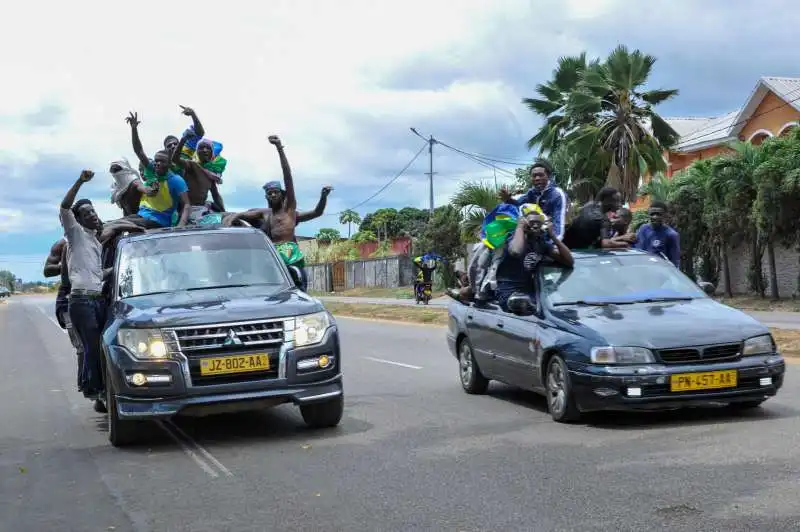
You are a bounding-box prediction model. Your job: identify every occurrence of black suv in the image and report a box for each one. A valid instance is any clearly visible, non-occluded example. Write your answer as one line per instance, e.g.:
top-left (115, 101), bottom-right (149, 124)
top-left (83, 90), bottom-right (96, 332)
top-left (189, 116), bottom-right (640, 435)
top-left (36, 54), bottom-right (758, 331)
top-left (102, 226), bottom-right (343, 446)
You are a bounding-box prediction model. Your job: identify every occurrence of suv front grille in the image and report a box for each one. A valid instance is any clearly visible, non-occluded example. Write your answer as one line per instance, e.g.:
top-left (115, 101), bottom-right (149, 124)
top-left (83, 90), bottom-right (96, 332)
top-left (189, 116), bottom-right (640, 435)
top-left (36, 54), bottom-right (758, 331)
top-left (168, 319), bottom-right (285, 356)
top-left (658, 343), bottom-right (741, 365)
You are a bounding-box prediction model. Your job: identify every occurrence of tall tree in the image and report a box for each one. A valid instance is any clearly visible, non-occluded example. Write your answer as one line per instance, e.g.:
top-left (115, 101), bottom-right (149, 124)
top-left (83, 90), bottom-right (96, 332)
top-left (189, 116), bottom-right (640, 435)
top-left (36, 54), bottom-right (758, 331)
top-left (315, 228), bottom-right (341, 242)
top-left (563, 45), bottom-right (680, 202)
top-left (338, 209), bottom-right (361, 238)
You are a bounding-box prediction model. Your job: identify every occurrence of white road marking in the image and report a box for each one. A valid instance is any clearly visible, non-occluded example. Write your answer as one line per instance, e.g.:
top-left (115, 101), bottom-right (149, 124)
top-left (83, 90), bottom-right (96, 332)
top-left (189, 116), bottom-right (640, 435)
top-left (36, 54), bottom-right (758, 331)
top-left (36, 306), bottom-right (67, 335)
top-left (155, 420), bottom-right (220, 478)
top-left (163, 419), bottom-right (234, 477)
top-left (364, 356), bottom-right (422, 370)
top-left (31, 298), bottom-right (235, 477)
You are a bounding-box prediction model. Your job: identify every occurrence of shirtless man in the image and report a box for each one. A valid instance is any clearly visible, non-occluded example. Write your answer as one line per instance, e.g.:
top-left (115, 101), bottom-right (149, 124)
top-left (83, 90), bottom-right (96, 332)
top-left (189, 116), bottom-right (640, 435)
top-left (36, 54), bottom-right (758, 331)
top-left (170, 131), bottom-right (225, 223)
top-left (162, 105), bottom-right (205, 168)
top-left (223, 135), bottom-right (332, 241)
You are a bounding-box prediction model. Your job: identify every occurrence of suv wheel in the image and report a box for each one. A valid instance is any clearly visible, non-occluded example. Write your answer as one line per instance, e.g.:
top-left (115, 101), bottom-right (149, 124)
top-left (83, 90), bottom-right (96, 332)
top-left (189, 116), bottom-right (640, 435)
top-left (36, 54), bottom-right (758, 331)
top-left (106, 366), bottom-right (141, 447)
top-left (459, 338), bottom-right (489, 394)
top-left (545, 355), bottom-right (580, 422)
top-left (300, 395), bottom-right (344, 429)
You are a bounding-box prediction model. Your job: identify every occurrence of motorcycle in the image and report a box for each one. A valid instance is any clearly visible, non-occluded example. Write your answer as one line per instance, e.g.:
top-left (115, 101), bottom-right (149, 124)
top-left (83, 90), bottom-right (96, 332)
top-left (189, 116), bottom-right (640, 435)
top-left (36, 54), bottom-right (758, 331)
top-left (414, 280), bottom-right (433, 305)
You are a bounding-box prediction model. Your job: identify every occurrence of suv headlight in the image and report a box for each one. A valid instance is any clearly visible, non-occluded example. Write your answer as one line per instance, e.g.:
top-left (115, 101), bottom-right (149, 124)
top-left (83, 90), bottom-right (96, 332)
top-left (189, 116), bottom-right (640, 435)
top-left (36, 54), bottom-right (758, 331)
top-left (117, 328), bottom-right (169, 359)
top-left (590, 346), bottom-right (655, 364)
top-left (292, 311), bottom-right (331, 347)
top-left (742, 334), bottom-right (775, 356)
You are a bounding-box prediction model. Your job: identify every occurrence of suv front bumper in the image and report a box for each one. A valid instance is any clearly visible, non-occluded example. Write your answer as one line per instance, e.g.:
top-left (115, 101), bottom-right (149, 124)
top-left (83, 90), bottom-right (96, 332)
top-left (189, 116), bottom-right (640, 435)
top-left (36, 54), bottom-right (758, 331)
top-left (104, 326), bottom-right (342, 420)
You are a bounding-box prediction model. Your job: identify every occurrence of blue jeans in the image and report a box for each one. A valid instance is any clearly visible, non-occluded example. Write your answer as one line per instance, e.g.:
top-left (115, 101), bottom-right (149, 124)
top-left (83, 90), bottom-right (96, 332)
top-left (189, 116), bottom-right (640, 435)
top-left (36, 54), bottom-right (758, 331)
top-left (69, 295), bottom-right (107, 395)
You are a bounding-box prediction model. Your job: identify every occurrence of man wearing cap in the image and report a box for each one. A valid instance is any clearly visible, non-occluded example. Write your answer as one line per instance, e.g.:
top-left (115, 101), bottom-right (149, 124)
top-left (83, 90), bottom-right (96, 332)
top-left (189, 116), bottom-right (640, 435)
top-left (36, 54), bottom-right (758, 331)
top-left (222, 135), bottom-right (332, 290)
top-left (60, 170), bottom-right (112, 400)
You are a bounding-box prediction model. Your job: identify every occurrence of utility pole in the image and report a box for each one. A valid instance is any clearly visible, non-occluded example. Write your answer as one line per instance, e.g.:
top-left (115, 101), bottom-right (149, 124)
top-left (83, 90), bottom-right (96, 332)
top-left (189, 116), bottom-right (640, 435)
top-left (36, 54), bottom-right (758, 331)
top-left (410, 128), bottom-right (436, 217)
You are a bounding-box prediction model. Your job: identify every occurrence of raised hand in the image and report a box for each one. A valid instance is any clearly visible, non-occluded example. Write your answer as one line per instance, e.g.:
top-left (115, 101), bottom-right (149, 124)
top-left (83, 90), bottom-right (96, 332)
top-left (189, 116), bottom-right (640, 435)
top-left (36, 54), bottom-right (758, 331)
top-left (498, 186), bottom-right (513, 202)
top-left (268, 135), bottom-right (282, 147)
top-left (79, 170), bottom-right (95, 183)
top-left (125, 111), bottom-right (140, 128)
top-left (321, 185), bottom-right (333, 197)
top-left (179, 105), bottom-right (195, 116)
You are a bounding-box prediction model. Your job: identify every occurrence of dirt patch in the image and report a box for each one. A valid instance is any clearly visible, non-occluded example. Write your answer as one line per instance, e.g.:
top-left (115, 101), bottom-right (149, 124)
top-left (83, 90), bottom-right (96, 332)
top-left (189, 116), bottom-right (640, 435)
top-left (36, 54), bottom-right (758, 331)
top-left (324, 302), bottom-right (448, 326)
top-left (715, 296), bottom-right (800, 312)
top-left (771, 329), bottom-right (800, 358)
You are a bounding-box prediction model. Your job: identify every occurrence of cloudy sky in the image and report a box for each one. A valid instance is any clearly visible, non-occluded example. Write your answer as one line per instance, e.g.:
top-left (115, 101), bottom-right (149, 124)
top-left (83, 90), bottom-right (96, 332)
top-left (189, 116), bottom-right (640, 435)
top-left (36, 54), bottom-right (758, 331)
top-left (1, 0), bottom-right (798, 280)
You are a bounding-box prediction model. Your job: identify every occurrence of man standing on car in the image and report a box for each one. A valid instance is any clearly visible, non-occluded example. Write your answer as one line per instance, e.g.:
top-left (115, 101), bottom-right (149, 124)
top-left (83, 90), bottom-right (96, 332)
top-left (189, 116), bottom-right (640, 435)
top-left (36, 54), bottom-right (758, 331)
top-left (60, 170), bottom-right (108, 400)
top-left (636, 201), bottom-right (680, 268)
top-left (499, 159), bottom-right (568, 240)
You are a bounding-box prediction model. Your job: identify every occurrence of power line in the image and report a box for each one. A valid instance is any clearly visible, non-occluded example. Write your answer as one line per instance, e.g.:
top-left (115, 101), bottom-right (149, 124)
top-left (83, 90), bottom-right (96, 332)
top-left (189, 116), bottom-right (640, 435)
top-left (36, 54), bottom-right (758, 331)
top-left (324, 142), bottom-right (428, 217)
top-left (434, 140), bottom-right (518, 177)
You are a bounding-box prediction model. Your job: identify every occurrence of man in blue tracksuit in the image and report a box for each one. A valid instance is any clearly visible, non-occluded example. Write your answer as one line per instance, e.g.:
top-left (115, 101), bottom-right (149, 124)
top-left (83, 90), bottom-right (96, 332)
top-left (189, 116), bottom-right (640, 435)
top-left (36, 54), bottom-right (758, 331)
top-left (635, 200), bottom-right (681, 268)
top-left (499, 159), bottom-right (568, 240)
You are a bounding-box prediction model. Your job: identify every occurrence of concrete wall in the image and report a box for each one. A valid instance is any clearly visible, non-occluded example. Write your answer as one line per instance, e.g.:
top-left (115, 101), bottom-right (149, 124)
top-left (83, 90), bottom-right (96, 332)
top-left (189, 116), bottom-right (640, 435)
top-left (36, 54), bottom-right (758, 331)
top-left (719, 243), bottom-right (799, 297)
top-left (305, 255), bottom-right (414, 293)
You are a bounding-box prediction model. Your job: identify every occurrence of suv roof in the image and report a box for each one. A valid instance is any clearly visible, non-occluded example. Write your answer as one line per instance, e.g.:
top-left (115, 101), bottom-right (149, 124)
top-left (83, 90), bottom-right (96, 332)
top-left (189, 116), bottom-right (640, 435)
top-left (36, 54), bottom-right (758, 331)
top-left (119, 225), bottom-right (264, 245)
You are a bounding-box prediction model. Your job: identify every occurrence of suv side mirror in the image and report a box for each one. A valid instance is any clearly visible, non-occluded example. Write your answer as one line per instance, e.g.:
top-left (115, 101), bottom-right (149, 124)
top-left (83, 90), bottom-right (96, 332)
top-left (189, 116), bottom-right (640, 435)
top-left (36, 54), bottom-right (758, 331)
top-left (287, 265), bottom-right (304, 289)
top-left (507, 293), bottom-right (535, 316)
top-left (698, 281), bottom-right (715, 296)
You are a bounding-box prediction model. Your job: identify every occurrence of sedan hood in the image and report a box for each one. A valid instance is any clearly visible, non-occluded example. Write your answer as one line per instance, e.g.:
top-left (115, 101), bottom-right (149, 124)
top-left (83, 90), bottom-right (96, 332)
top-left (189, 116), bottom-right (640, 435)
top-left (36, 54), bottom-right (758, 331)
top-left (111, 285), bottom-right (324, 328)
top-left (549, 298), bottom-right (769, 349)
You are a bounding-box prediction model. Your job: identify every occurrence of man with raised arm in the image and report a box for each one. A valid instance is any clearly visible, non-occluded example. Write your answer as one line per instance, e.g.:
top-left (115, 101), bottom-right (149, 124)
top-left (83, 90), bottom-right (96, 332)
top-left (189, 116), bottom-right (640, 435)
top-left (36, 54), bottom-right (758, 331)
top-left (170, 131), bottom-right (226, 223)
top-left (161, 105), bottom-right (206, 172)
top-left (59, 170), bottom-right (110, 400)
top-left (121, 111), bottom-right (191, 230)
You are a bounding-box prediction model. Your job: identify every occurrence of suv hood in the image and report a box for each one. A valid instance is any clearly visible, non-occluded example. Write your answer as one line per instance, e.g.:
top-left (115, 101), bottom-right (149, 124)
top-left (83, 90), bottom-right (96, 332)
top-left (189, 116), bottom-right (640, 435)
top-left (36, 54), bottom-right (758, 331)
top-left (550, 298), bottom-right (769, 349)
top-left (112, 285), bottom-right (325, 328)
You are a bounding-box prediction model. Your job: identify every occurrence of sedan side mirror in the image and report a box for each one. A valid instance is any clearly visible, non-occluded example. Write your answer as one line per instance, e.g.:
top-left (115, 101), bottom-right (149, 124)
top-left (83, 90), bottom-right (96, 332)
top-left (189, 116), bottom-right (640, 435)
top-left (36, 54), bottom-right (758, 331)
top-left (697, 281), bottom-right (715, 296)
top-left (507, 293), bottom-right (535, 316)
top-left (287, 265), bottom-right (304, 290)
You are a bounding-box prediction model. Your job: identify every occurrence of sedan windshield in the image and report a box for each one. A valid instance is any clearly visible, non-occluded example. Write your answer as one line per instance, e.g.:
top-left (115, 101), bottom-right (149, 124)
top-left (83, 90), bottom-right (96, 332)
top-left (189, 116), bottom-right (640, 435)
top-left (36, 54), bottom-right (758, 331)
top-left (541, 253), bottom-right (707, 306)
top-left (117, 232), bottom-right (290, 298)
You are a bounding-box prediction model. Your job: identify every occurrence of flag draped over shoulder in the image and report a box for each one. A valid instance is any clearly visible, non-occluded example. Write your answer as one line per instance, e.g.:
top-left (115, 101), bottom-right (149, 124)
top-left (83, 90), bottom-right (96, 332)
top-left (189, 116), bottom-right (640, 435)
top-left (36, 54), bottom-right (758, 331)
top-left (480, 204), bottom-right (520, 249)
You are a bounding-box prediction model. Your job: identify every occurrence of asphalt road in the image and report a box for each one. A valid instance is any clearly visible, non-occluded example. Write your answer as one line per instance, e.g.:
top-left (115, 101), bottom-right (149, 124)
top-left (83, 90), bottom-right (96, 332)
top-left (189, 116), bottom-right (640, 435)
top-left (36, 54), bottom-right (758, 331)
top-left (2, 296), bottom-right (800, 531)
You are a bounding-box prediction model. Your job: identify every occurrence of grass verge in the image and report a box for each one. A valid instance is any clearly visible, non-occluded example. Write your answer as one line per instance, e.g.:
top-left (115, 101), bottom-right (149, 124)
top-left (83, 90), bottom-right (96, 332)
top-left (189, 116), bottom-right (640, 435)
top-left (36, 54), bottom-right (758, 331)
top-left (325, 302), bottom-right (800, 357)
top-left (310, 286), bottom-right (445, 300)
top-left (714, 296), bottom-right (800, 312)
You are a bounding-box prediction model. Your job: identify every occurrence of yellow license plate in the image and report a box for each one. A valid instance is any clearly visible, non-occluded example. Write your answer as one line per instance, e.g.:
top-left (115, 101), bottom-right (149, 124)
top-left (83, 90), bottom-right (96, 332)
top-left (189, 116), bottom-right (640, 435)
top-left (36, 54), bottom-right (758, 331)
top-left (200, 354), bottom-right (270, 376)
top-left (670, 370), bottom-right (737, 392)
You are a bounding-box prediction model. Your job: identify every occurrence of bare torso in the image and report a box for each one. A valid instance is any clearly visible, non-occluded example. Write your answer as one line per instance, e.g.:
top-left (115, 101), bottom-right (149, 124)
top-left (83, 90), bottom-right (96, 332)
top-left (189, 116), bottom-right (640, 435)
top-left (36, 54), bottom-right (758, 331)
top-left (184, 161), bottom-right (216, 205)
top-left (261, 207), bottom-right (297, 244)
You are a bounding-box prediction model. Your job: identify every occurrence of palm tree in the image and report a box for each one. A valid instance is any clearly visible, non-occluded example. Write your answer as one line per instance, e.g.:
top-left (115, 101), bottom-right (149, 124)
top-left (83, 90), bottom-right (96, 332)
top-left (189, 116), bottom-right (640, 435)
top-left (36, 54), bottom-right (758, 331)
top-left (710, 141), bottom-right (766, 297)
top-left (565, 45), bottom-right (680, 203)
top-left (338, 209), bottom-right (361, 238)
top-left (523, 53), bottom-right (591, 153)
top-left (450, 181), bottom-right (502, 241)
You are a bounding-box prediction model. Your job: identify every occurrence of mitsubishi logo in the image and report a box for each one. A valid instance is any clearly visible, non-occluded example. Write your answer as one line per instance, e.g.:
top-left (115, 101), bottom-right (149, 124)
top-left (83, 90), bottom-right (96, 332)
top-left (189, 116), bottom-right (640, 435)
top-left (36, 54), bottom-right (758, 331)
top-left (223, 329), bottom-right (243, 346)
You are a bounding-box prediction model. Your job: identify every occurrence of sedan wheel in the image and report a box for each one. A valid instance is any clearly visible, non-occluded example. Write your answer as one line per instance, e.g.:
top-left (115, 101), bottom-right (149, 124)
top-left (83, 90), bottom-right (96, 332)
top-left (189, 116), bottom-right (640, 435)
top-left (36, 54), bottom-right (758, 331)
top-left (459, 339), bottom-right (488, 394)
top-left (545, 355), bottom-right (580, 422)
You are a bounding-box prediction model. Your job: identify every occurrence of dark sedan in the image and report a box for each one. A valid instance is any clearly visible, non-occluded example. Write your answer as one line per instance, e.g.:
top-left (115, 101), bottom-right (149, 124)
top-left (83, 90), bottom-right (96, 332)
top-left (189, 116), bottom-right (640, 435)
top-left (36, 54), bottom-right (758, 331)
top-left (447, 249), bottom-right (786, 422)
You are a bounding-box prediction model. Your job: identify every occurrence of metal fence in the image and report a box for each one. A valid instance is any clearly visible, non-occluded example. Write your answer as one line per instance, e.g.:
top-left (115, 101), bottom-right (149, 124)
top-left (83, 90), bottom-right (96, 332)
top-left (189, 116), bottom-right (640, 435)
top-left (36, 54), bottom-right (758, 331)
top-left (304, 255), bottom-right (414, 293)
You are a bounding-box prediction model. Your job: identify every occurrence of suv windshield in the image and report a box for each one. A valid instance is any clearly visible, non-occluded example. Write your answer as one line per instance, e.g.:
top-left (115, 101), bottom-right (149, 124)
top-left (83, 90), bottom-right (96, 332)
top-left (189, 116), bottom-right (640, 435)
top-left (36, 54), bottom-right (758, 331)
top-left (541, 254), bottom-right (706, 306)
top-left (117, 231), bottom-right (290, 298)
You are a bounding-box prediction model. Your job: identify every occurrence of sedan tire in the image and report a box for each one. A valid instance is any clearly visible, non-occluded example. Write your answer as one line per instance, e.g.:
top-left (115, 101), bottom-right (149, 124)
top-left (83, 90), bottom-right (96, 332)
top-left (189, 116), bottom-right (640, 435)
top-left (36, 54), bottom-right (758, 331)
top-left (458, 338), bottom-right (489, 394)
top-left (545, 355), bottom-right (580, 422)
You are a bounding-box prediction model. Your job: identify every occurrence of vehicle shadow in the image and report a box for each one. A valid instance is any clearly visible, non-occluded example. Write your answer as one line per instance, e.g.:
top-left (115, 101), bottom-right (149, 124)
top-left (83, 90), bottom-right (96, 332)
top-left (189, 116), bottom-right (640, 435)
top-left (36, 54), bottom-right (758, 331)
top-left (485, 383), bottom-right (799, 430)
top-left (170, 404), bottom-right (372, 448)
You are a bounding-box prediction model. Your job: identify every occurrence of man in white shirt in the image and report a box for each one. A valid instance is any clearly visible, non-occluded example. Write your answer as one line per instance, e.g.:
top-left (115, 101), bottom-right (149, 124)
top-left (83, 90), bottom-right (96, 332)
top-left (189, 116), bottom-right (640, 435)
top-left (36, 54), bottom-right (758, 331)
top-left (60, 170), bottom-right (107, 399)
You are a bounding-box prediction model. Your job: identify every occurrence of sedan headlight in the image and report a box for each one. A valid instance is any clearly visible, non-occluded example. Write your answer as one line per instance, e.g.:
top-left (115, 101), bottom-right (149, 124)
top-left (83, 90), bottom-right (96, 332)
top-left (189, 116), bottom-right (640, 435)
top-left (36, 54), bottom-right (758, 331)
top-left (590, 346), bottom-right (656, 364)
top-left (293, 311), bottom-right (331, 347)
top-left (117, 328), bottom-right (169, 360)
top-left (742, 334), bottom-right (775, 356)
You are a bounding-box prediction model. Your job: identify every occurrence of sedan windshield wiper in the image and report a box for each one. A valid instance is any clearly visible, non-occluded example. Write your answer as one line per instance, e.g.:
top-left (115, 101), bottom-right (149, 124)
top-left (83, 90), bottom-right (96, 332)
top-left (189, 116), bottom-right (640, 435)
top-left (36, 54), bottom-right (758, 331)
top-left (552, 300), bottom-right (635, 307)
top-left (633, 296), bottom-right (695, 303)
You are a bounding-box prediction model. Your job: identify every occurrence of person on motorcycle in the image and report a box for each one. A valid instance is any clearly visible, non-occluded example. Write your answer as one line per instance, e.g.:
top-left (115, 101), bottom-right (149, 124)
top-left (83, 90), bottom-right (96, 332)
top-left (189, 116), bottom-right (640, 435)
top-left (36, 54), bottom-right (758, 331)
top-left (413, 253), bottom-right (441, 300)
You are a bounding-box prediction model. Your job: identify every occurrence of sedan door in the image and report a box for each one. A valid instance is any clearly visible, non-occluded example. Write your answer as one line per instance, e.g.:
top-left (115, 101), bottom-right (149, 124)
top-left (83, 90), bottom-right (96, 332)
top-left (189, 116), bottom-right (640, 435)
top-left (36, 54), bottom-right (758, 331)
top-left (491, 312), bottom-right (542, 390)
top-left (464, 305), bottom-right (504, 379)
